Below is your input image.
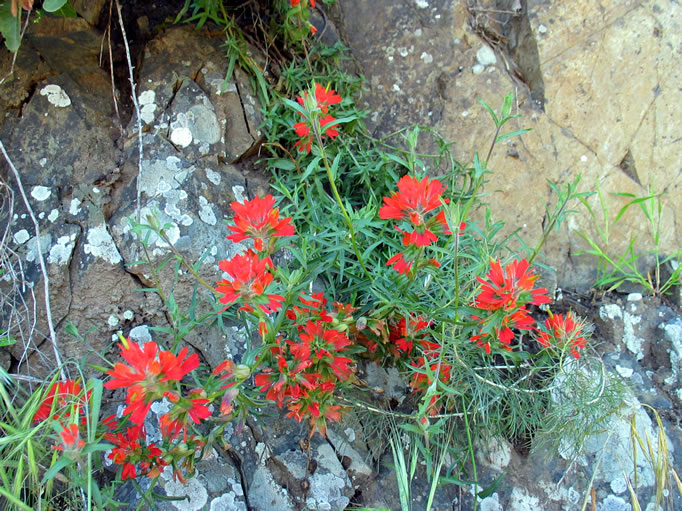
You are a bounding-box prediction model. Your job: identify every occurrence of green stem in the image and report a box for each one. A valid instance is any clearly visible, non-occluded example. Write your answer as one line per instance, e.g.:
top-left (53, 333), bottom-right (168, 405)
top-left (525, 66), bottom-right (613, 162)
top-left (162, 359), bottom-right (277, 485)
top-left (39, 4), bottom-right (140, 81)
top-left (314, 128), bottom-right (373, 282)
top-left (462, 396), bottom-right (479, 511)
top-left (157, 229), bottom-right (221, 296)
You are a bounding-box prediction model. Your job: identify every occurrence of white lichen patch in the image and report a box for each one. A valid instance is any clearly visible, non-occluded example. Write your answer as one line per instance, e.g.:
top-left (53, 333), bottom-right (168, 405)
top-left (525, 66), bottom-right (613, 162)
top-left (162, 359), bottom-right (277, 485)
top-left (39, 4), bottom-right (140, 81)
top-left (84, 224), bottom-right (122, 265)
top-left (40, 84), bottom-right (71, 107)
top-left (205, 168), bottom-right (221, 185)
top-left (139, 159), bottom-right (192, 198)
top-left (476, 45), bottom-right (497, 67)
top-left (420, 52), bottom-right (434, 64)
top-left (415, 0), bottom-right (429, 8)
top-left (69, 197), bottom-right (82, 215)
top-left (170, 127), bottom-right (193, 148)
top-left (164, 474), bottom-right (208, 511)
top-left (623, 312), bottom-right (645, 360)
top-left (13, 229), bottom-right (30, 245)
top-left (123, 310), bottom-right (134, 320)
top-left (48, 233), bottom-right (77, 265)
top-left (232, 185), bottom-right (247, 203)
top-left (25, 233), bottom-right (52, 263)
top-left (199, 196), bottom-right (217, 225)
top-left (31, 186), bottom-right (51, 201)
top-left (108, 314), bottom-right (120, 327)
top-left (138, 90), bottom-right (157, 124)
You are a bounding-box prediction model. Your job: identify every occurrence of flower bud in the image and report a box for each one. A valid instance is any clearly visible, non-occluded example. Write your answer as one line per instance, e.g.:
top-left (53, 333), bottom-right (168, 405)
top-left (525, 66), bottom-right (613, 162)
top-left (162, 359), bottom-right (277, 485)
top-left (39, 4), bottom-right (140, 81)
top-left (234, 364), bottom-right (251, 380)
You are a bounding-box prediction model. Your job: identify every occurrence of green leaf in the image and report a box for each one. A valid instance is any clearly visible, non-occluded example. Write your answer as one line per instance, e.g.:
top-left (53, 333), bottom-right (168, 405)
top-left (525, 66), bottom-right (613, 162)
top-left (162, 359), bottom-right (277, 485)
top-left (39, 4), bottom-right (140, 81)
top-left (478, 98), bottom-right (498, 125)
top-left (477, 468), bottom-right (509, 498)
top-left (501, 92), bottom-right (513, 119)
top-left (87, 378), bottom-right (103, 437)
top-left (497, 128), bottom-right (530, 142)
top-left (41, 456), bottom-right (72, 484)
top-left (0, 4), bottom-right (21, 52)
top-left (43, 0), bottom-right (69, 12)
top-left (270, 158), bottom-right (296, 171)
top-left (52, 2), bottom-right (77, 17)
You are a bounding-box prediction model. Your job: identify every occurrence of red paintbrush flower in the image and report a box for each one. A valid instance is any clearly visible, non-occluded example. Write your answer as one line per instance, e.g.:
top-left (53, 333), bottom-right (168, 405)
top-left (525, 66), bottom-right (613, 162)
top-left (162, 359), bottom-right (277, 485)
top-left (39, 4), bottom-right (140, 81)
top-left (160, 390), bottom-right (212, 441)
top-left (33, 380), bottom-right (87, 423)
top-left (537, 311), bottom-right (587, 359)
top-left (216, 250), bottom-right (284, 315)
top-left (386, 252), bottom-right (414, 275)
top-left (292, 320), bottom-right (354, 381)
top-left (293, 83), bottom-right (342, 154)
top-left (104, 340), bottom-right (199, 425)
top-left (475, 259), bottom-right (550, 312)
top-left (226, 194), bottom-right (294, 252)
top-left (379, 175), bottom-right (449, 227)
top-left (106, 425), bottom-right (167, 480)
top-left (55, 423), bottom-right (85, 452)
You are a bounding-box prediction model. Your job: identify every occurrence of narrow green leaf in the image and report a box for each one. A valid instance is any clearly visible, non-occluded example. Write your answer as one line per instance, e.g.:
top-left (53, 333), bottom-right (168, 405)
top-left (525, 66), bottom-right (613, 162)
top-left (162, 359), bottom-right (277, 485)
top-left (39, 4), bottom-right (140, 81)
top-left (0, 4), bottom-right (21, 52)
top-left (43, 0), bottom-right (69, 12)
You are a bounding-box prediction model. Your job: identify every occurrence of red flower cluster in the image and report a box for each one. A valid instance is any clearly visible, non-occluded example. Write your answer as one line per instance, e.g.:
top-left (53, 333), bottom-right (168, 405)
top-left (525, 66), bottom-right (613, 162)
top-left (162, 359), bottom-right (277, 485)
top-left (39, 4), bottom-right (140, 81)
top-left (255, 294), bottom-right (355, 437)
top-left (102, 339), bottom-right (215, 481)
top-left (216, 250), bottom-right (284, 319)
top-left (33, 379), bottom-right (89, 423)
top-left (105, 425), bottom-right (167, 480)
top-left (226, 194), bottom-right (294, 252)
top-left (380, 176), bottom-right (458, 274)
top-left (470, 259), bottom-right (550, 354)
top-left (104, 340), bottom-right (199, 426)
top-left (408, 335), bottom-right (452, 416)
top-left (293, 83), bottom-right (342, 154)
top-left (55, 423), bottom-right (85, 452)
top-left (536, 311), bottom-right (587, 359)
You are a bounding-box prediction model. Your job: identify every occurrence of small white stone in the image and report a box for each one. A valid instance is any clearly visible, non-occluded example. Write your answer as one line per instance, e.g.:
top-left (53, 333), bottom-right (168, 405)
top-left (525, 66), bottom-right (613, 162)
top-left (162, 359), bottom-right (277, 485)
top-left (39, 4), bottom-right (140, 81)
top-left (420, 52), bottom-right (434, 64)
top-left (39, 158), bottom-right (47, 167)
top-left (627, 292), bottom-right (643, 301)
top-left (414, 28), bottom-right (423, 37)
top-left (123, 310), bottom-right (134, 320)
top-left (31, 186), bottom-right (51, 201)
top-left (392, 83), bottom-right (401, 92)
top-left (476, 46), bottom-right (497, 67)
top-left (415, 0), bottom-right (428, 8)
top-left (108, 314), bottom-right (120, 327)
top-left (580, 155), bottom-right (588, 162)
top-left (538, 24), bottom-right (548, 34)
top-left (472, 64), bottom-right (485, 75)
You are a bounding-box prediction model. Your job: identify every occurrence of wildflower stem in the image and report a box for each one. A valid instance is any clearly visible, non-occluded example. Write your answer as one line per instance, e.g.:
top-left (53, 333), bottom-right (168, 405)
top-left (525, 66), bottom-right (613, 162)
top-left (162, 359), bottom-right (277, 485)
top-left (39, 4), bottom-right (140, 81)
top-left (315, 135), bottom-right (373, 282)
top-left (156, 229), bottom-right (221, 296)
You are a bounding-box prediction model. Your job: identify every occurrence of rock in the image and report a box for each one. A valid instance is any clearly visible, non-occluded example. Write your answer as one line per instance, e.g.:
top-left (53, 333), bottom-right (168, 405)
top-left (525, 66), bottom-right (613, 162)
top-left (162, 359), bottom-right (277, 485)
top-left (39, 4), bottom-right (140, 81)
top-left (476, 436), bottom-right (512, 472)
top-left (336, 0), bottom-right (681, 290)
top-left (71, 0), bottom-right (108, 26)
top-left (327, 427), bottom-right (374, 488)
top-left (598, 494), bottom-right (631, 511)
top-left (267, 442), bottom-right (353, 511)
top-left (134, 26), bottom-right (261, 162)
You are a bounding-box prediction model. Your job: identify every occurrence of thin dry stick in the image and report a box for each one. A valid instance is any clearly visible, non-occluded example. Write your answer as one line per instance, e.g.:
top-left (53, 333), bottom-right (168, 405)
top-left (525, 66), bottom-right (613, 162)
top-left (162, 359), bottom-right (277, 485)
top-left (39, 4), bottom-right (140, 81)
top-left (114, 0), bottom-right (144, 223)
top-left (0, 140), bottom-right (67, 381)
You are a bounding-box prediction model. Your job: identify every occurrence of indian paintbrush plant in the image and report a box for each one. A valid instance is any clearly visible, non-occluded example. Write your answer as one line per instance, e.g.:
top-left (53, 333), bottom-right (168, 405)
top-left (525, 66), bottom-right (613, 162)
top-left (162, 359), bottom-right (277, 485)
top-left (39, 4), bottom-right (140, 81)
top-left (0, 8), bottom-right (639, 506)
